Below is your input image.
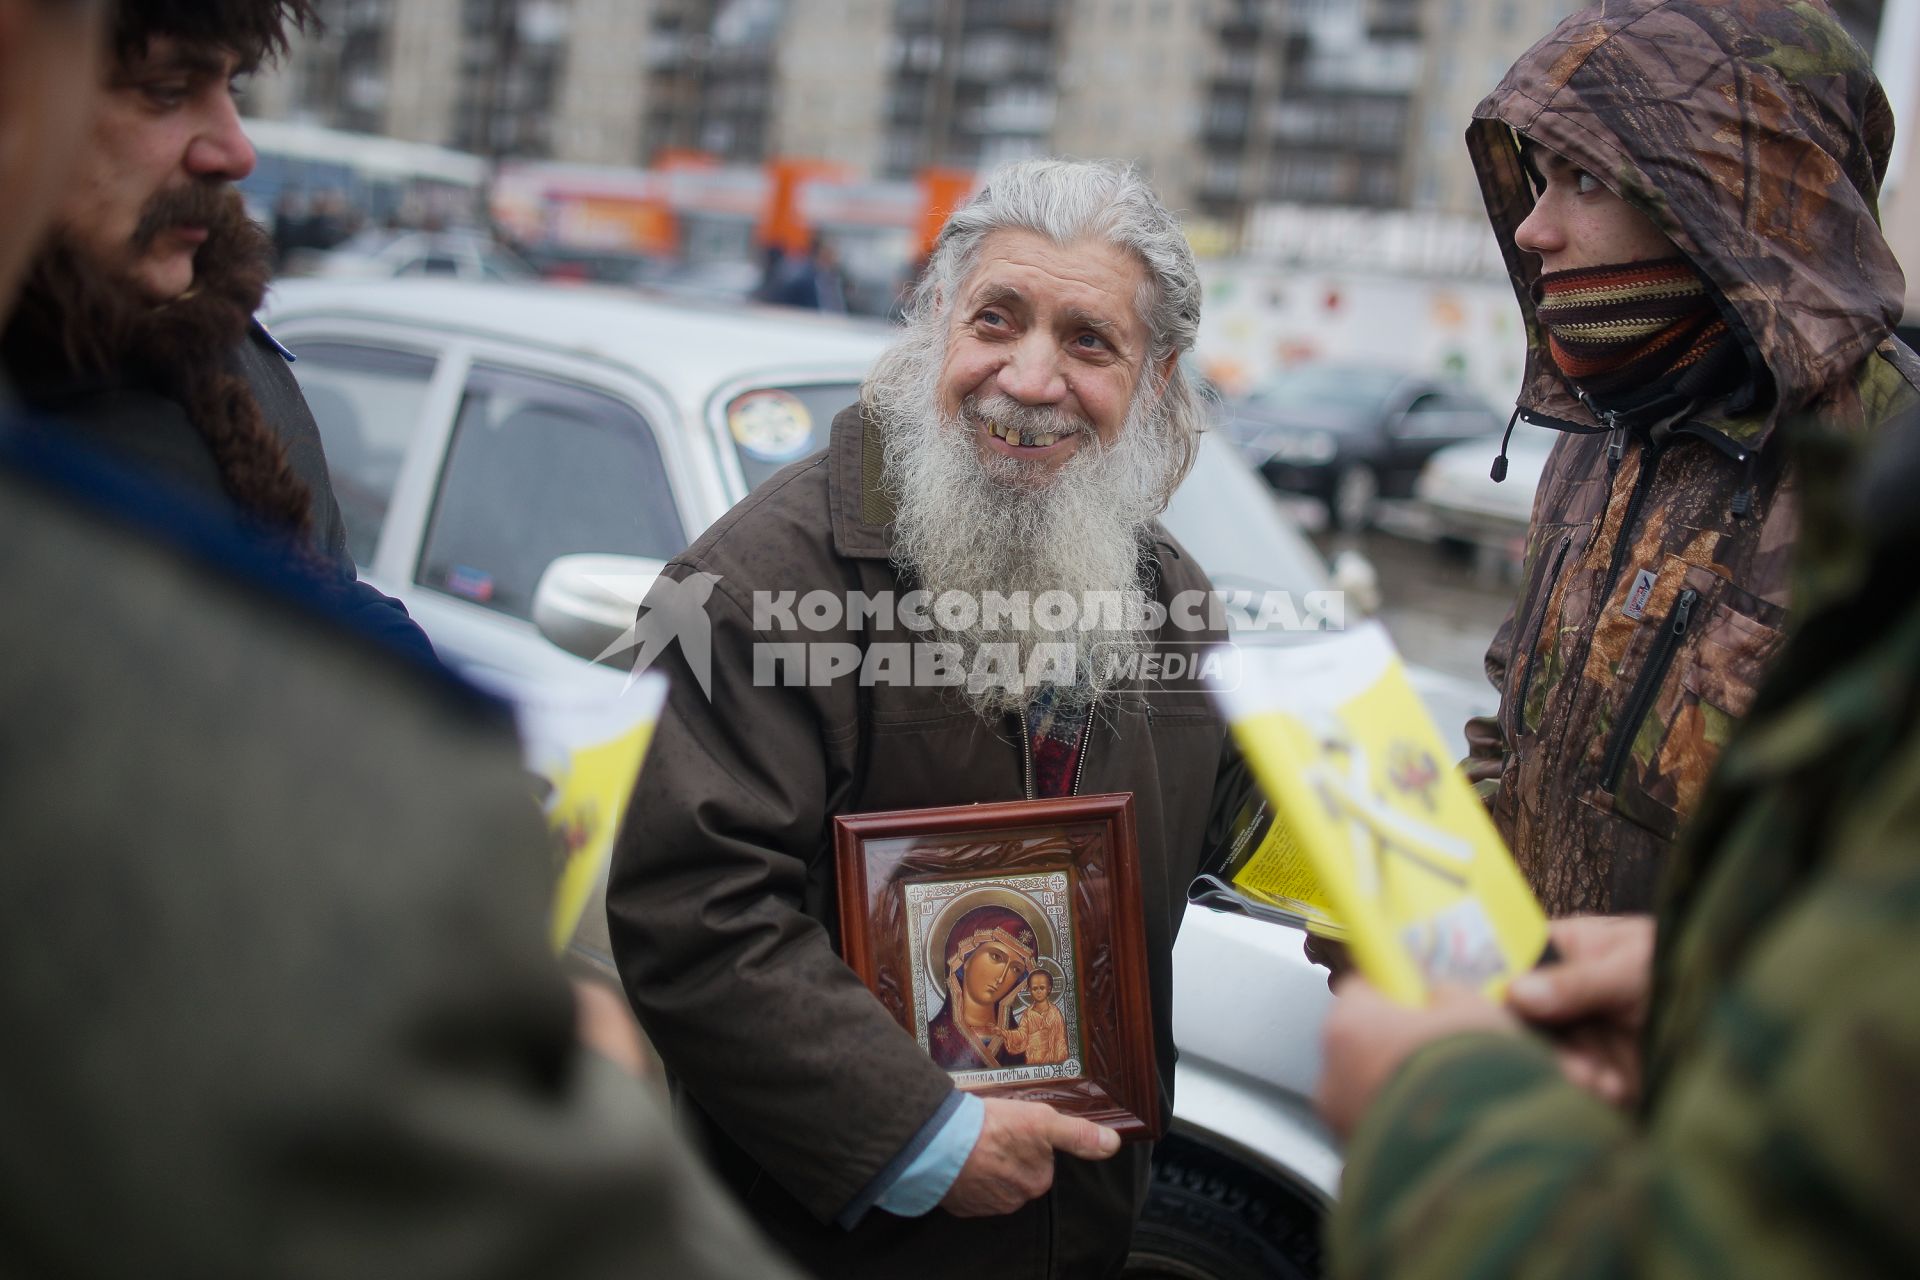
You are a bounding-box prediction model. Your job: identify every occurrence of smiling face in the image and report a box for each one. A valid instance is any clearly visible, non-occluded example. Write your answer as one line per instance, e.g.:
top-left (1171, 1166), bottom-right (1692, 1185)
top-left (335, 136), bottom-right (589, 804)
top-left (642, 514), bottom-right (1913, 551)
top-left (937, 228), bottom-right (1170, 480)
top-left (1513, 142), bottom-right (1676, 274)
top-left (55, 35), bottom-right (257, 302)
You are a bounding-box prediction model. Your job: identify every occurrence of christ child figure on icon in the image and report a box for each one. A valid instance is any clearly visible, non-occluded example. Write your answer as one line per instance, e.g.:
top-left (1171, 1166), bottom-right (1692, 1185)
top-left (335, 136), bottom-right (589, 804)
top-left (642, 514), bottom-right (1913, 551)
top-left (1004, 969), bottom-right (1069, 1066)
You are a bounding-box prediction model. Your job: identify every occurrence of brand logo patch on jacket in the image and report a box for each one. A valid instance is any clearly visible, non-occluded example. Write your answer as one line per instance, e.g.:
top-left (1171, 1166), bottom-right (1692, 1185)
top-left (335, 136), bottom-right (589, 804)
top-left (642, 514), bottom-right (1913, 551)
top-left (1622, 568), bottom-right (1658, 620)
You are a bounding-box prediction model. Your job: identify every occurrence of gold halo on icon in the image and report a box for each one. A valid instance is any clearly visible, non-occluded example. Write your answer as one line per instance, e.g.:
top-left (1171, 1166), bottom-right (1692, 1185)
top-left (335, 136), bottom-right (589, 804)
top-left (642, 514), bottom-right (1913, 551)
top-left (922, 884), bottom-right (1057, 993)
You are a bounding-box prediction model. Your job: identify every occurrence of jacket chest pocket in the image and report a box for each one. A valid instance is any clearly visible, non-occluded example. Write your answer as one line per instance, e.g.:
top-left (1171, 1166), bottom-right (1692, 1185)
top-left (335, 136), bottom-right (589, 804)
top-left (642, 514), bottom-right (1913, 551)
top-left (1587, 559), bottom-right (1785, 841)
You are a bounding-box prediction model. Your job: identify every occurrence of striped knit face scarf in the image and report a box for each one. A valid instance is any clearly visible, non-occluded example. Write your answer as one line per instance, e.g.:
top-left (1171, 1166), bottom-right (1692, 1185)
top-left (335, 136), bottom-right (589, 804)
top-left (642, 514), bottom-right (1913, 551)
top-left (1532, 258), bottom-right (1734, 406)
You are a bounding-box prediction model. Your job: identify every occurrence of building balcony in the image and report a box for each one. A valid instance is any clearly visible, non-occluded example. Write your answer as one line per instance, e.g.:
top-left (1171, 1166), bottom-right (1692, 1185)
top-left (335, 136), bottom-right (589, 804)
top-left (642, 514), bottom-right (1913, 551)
top-left (1265, 98), bottom-right (1405, 151)
top-left (955, 34), bottom-right (1054, 80)
top-left (963, 0), bottom-right (1056, 31)
top-left (644, 32), bottom-right (696, 68)
top-left (963, 89), bottom-right (1056, 134)
top-left (337, 0), bottom-right (390, 40)
top-left (1208, 48), bottom-right (1260, 84)
top-left (1217, 0), bottom-right (1279, 35)
top-left (1300, 39), bottom-right (1421, 94)
top-left (1366, 0), bottom-right (1421, 37)
top-left (1198, 162), bottom-right (1247, 200)
top-left (706, 38), bottom-right (777, 70)
top-left (1202, 91), bottom-right (1252, 144)
top-left (887, 88), bottom-right (930, 124)
top-left (1263, 151), bottom-right (1406, 206)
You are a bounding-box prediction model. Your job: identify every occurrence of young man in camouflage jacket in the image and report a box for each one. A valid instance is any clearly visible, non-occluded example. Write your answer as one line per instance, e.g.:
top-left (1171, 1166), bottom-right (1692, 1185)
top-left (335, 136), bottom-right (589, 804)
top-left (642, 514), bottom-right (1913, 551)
top-left (1313, 2), bottom-right (1920, 1274)
top-left (1460, 0), bottom-right (1914, 915)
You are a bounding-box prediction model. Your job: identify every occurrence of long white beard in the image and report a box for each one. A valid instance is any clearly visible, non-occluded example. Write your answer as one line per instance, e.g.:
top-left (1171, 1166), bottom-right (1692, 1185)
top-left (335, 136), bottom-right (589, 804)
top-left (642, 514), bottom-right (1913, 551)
top-left (877, 358), bottom-right (1184, 721)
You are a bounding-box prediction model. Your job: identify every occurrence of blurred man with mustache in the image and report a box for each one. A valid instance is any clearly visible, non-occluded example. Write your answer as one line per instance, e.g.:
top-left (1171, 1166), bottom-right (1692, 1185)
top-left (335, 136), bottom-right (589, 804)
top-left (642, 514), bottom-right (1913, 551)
top-left (0, 2), bottom-right (806, 1274)
top-left (0, 0), bottom-right (427, 655)
top-left (609, 159), bottom-right (1248, 1278)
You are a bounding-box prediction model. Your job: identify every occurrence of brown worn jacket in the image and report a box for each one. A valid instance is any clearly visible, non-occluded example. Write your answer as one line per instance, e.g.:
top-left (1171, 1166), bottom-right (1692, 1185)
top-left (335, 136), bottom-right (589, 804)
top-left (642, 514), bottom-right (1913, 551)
top-left (606, 404), bottom-right (1235, 1278)
top-left (1461, 0), bottom-right (1911, 915)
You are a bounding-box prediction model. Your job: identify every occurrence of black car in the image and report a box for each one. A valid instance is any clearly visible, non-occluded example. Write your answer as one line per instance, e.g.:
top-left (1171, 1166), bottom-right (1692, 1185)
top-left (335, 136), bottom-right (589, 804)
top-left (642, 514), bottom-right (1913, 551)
top-left (1223, 364), bottom-right (1505, 529)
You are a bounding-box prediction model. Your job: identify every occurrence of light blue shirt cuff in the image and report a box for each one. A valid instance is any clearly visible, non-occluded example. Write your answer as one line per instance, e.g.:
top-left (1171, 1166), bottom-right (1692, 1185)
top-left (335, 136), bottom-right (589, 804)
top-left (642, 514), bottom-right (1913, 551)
top-left (872, 1092), bottom-right (985, 1218)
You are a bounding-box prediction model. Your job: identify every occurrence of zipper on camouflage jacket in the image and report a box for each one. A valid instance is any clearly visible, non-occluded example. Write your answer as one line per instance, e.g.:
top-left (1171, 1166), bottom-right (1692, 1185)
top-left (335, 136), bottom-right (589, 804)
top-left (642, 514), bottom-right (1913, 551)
top-left (1601, 588), bottom-right (1700, 791)
top-left (1515, 532), bottom-right (1575, 732)
top-left (1602, 444), bottom-right (1666, 592)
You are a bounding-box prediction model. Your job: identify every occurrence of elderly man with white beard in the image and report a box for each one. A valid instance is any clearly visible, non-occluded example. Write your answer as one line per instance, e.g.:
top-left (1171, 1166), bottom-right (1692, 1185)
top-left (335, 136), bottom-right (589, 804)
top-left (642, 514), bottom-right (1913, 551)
top-left (607, 158), bottom-right (1248, 1280)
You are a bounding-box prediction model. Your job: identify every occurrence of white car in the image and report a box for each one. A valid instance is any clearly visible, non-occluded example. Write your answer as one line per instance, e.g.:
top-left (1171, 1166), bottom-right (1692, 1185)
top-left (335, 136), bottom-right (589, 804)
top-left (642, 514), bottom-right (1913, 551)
top-left (264, 277), bottom-right (1482, 1279)
top-left (286, 228), bottom-right (538, 283)
top-left (1414, 425), bottom-right (1555, 574)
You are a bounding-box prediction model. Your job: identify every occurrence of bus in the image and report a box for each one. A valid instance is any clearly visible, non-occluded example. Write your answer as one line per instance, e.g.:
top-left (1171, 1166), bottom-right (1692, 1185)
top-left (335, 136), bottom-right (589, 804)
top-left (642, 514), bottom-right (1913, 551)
top-left (238, 118), bottom-right (489, 229)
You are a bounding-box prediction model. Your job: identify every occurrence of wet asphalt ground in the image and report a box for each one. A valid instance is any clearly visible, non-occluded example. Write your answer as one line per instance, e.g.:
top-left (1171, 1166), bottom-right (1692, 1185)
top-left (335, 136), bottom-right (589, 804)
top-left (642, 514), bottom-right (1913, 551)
top-left (1275, 493), bottom-right (1520, 691)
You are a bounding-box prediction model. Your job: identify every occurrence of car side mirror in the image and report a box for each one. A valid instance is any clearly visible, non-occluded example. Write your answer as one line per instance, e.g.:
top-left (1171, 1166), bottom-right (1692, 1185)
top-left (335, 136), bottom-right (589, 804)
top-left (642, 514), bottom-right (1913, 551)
top-left (531, 552), bottom-right (666, 665)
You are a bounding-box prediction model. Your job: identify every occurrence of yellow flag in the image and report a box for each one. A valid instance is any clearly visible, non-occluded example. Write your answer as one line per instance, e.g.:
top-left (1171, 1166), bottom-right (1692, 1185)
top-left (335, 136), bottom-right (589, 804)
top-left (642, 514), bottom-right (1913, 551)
top-left (1210, 625), bottom-right (1546, 1004)
top-left (485, 672), bottom-right (668, 955)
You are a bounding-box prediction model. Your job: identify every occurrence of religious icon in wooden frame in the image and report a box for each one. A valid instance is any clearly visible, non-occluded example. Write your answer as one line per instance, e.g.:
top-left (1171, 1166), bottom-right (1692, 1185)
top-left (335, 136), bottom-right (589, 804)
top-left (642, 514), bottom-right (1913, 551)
top-left (835, 793), bottom-right (1161, 1141)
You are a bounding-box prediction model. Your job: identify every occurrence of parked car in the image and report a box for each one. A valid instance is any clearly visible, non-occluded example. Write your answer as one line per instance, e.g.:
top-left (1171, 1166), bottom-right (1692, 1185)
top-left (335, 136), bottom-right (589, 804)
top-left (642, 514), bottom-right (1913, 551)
top-left (283, 228), bottom-right (538, 283)
top-left (1224, 364), bottom-right (1505, 530)
top-left (1415, 423), bottom-right (1555, 576)
top-left (263, 277), bottom-right (1490, 1279)
top-left (636, 258), bottom-right (766, 306)
top-left (520, 244), bottom-right (673, 287)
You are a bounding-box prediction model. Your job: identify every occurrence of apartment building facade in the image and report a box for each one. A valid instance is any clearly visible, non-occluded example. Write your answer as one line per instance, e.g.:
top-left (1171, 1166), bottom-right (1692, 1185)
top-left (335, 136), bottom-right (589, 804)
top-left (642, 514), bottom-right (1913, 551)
top-left (253, 0), bottom-right (1891, 224)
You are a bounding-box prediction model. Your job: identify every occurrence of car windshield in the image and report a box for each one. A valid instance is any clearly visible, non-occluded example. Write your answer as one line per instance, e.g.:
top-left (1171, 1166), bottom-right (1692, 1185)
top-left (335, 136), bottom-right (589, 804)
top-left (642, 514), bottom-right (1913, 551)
top-left (725, 381), bottom-right (864, 490)
top-left (1162, 433), bottom-right (1331, 600)
top-left (1244, 367), bottom-right (1402, 416)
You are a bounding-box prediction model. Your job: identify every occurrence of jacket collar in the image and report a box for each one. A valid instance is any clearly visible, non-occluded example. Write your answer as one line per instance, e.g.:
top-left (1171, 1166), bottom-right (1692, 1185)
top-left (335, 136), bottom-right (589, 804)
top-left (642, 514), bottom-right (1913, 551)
top-left (828, 400), bottom-right (897, 562)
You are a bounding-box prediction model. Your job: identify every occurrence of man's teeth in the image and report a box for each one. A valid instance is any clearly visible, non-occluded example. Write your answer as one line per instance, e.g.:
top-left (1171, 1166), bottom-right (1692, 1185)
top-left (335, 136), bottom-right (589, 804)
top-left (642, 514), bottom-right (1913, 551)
top-left (986, 419), bottom-right (1063, 448)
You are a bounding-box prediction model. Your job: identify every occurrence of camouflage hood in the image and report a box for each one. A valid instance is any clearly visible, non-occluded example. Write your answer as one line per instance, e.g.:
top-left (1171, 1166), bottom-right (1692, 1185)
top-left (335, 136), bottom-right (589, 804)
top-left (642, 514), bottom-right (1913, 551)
top-left (1468, 0), bottom-right (1905, 452)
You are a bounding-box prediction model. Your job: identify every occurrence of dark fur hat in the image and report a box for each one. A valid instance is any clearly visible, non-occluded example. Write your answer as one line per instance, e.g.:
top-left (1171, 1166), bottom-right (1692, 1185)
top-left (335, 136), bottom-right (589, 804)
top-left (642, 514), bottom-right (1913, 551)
top-left (111, 0), bottom-right (319, 69)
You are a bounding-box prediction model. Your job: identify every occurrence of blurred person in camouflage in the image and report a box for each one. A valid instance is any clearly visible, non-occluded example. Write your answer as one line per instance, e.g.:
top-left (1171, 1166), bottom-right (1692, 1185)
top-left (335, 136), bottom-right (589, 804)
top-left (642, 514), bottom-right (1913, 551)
top-left (0, 0), bottom-right (429, 658)
top-left (0, 1), bottom-right (800, 1274)
top-left (1459, 0), bottom-right (1914, 916)
top-left (1310, 2), bottom-right (1920, 1275)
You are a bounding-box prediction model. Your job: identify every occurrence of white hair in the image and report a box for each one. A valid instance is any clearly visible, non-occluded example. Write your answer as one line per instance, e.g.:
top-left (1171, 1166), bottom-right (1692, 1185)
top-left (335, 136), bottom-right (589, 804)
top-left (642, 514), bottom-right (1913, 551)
top-left (867, 157), bottom-right (1208, 508)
